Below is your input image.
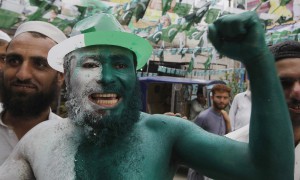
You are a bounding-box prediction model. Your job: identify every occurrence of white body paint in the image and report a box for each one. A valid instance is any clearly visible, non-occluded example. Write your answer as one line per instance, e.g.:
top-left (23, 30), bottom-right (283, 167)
top-left (0, 119), bottom-right (82, 180)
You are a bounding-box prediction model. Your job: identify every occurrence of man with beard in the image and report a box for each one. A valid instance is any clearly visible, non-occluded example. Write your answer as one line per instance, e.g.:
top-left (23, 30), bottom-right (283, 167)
top-left (188, 84), bottom-right (231, 180)
top-left (0, 12), bottom-right (294, 180)
top-left (194, 84), bottom-right (231, 135)
top-left (0, 21), bottom-right (66, 165)
top-left (226, 40), bottom-right (300, 179)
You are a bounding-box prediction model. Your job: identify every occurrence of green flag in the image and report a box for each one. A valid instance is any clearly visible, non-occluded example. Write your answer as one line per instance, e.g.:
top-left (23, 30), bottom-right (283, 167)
top-left (162, 0), bottom-right (173, 15)
top-left (27, 1), bottom-right (58, 21)
top-left (204, 8), bottom-right (220, 24)
top-left (0, 9), bottom-right (20, 28)
top-left (173, 3), bottom-right (192, 17)
top-left (161, 24), bottom-right (181, 42)
top-left (187, 56), bottom-right (194, 73)
top-left (134, 0), bottom-right (150, 21)
top-left (203, 54), bottom-right (212, 70)
top-left (147, 30), bottom-right (162, 44)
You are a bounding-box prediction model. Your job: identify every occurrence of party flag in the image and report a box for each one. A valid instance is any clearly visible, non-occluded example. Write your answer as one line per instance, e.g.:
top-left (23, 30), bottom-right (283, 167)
top-left (161, 24), bottom-right (181, 42)
top-left (134, 0), bottom-right (150, 21)
top-left (162, 0), bottom-right (174, 15)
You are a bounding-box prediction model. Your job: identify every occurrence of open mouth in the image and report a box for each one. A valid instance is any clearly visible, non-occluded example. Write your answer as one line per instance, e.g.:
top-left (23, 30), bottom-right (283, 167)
top-left (289, 104), bottom-right (300, 114)
top-left (89, 93), bottom-right (120, 108)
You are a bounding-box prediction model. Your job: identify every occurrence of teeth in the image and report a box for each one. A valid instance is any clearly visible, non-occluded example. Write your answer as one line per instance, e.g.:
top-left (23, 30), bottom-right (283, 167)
top-left (92, 93), bottom-right (117, 98)
top-left (96, 99), bottom-right (118, 105)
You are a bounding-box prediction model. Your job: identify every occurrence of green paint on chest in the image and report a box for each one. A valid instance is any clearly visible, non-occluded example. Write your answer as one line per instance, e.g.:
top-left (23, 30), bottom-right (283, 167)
top-left (74, 135), bottom-right (145, 180)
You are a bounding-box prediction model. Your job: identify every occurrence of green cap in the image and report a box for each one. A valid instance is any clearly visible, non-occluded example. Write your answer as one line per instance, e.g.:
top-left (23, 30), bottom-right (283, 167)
top-left (48, 13), bottom-right (153, 72)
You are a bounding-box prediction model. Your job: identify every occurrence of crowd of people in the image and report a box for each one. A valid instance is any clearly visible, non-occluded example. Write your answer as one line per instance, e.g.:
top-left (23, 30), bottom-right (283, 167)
top-left (0, 11), bottom-right (297, 180)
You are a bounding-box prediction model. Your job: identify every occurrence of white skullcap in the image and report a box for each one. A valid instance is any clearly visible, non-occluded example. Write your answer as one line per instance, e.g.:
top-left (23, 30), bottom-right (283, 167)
top-left (14, 21), bottom-right (67, 43)
top-left (0, 30), bottom-right (11, 42)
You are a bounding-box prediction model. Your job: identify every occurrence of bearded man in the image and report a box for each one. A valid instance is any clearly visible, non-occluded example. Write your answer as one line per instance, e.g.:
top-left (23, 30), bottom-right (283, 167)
top-left (0, 12), bottom-right (294, 180)
top-left (188, 84), bottom-right (232, 180)
top-left (0, 21), bottom-right (66, 165)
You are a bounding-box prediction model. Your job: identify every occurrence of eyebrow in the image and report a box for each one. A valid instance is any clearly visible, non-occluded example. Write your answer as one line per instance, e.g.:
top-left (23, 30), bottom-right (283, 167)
top-left (110, 54), bottom-right (132, 62)
top-left (79, 53), bottom-right (131, 62)
top-left (6, 53), bottom-right (47, 61)
top-left (79, 55), bottom-right (101, 63)
top-left (5, 53), bottom-right (22, 60)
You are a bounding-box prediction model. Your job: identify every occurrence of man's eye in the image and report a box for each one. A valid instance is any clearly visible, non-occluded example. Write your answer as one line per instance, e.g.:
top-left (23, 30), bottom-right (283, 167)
top-left (280, 77), bottom-right (297, 89)
top-left (34, 60), bottom-right (48, 69)
top-left (115, 63), bottom-right (127, 69)
top-left (82, 62), bottom-right (99, 68)
top-left (6, 58), bottom-right (21, 66)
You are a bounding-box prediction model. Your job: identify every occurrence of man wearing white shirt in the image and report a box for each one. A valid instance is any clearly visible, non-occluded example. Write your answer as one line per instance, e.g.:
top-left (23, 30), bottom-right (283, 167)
top-left (229, 79), bottom-right (251, 131)
top-left (226, 40), bottom-right (300, 179)
top-left (0, 21), bottom-right (66, 165)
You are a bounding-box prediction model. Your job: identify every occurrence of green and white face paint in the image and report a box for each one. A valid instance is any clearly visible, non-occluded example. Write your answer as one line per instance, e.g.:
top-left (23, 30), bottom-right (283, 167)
top-left (64, 45), bottom-right (141, 145)
top-left (47, 13), bottom-right (150, 144)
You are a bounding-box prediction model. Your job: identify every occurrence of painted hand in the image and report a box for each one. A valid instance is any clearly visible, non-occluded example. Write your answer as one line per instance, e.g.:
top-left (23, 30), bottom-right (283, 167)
top-left (208, 11), bottom-right (268, 64)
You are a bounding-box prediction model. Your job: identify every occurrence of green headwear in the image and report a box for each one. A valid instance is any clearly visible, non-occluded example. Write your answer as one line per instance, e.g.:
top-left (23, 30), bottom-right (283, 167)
top-left (48, 13), bottom-right (153, 72)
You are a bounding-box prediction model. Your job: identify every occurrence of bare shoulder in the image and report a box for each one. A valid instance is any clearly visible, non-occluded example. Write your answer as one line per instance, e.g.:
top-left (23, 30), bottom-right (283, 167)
top-left (18, 118), bottom-right (82, 154)
top-left (138, 112), bottom-right (196, 133)
top-left (0, 119), bottom-right (81, 180)
top-left (23, 119), bottom-right (76, 140)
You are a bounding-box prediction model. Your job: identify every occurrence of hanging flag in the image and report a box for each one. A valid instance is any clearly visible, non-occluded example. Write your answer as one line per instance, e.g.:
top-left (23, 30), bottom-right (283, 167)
top-left (186, 28), bottom-right (205, 40)
top-left (162, 0), bottom-right (174, 15)
top-left (157, 48), bottom-right (164, 62)
top-left (204, 8), bottom-right (220, 24)
top-left (161, 24), bottom-right (181, 42)
top-left (0, 9), bottom-right (20, 28)
top-left (28, 0), bottom-right (40, 6)
top-left (203, 54), bottom-right (212, 70)
top-left (147, 29), bottom-right (162, 44)
top-left (187, 56), bottom-right (194, 73)
top-left (193, 2), bottom-right (211, 24)
top-left (173, 2), bottom-right (192, 17)
top-left (27, 1), bottom-right (58, 21)
top-left (134, 0), bottom-right (151, 21)
top-left (197, 29), bottom-right (208, 50)
top-left (180, 13), bottom-right (195, 31)
top-left (116, 2), bottom-right (136, 25)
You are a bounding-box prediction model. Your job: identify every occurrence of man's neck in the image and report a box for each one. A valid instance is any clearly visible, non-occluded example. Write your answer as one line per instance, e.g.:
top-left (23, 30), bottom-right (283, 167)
top-left (2, 108), bottom-right (51, 139)
top-left (212, 107), bottom-right (222, 114)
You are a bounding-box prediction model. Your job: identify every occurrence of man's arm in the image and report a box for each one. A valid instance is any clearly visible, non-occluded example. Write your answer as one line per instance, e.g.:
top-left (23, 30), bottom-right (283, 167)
top-left (208, 11), bottom-right (294, 179)
top-left (173, 11), bottom-right (294, 180)
top-left (0, 142), bottom-right (33, 180)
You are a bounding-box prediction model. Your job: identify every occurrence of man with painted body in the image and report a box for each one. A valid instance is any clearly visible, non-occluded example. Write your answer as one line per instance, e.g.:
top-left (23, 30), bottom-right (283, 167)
top-left (226, 40), bottom-right (300, 179)
top-left (0, 21), bottom-right (66, 165)
top-left (0, 12), bottom-right (294, 179)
